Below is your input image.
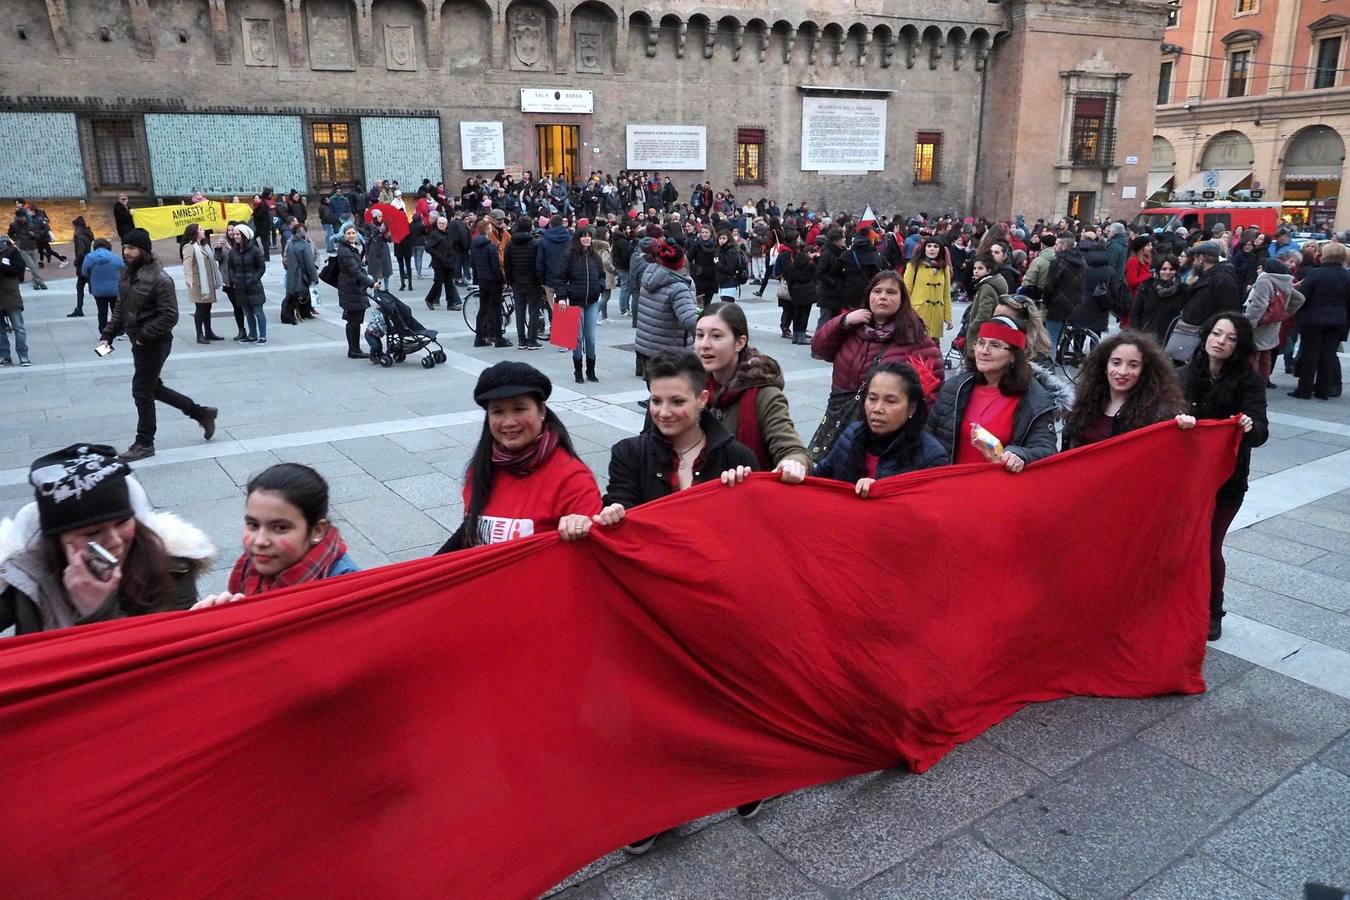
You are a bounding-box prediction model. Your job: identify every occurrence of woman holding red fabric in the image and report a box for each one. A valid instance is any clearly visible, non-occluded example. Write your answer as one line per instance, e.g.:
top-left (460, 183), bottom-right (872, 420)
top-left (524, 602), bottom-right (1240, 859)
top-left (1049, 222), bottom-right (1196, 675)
top-left (193, 463), bottom-right (357, 608)
top-left (1060, 331), bottom-right (1195, 450)
top-left (695, 302), bottom-right (810, 482)
top-left (926, 317), bottom-right (1059, 472)
top-left (442, 362), bottom-right (602, 550)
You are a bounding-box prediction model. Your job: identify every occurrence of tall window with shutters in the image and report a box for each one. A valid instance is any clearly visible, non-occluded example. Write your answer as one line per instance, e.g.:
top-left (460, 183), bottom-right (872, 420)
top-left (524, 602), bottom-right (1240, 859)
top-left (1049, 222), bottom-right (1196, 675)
top-left (88, 115), bottom-right (146, 191)
top-left (914, 132), bottom-right (941, 184)
top-left (735, 128), bottom-right (765, 185)
top-left (1069, 94), bottom-right (1116, 167)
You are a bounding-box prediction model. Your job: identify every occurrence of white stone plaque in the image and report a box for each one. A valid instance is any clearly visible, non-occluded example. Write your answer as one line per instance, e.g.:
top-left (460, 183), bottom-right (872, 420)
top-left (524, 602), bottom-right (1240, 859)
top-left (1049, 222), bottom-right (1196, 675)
top-left (625, 125), bottom-right (707, 170)
top-left (520, 89), bottom-right (594, 114)
top-left (459, 121), bottom-right (505, 171)
top-left (800, 97), bottom-right (887, 172)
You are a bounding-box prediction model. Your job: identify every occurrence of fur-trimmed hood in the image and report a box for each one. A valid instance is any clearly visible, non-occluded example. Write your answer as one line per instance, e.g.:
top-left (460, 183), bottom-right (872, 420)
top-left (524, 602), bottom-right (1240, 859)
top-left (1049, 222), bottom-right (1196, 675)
top-left (725, 350), bottom-right (786, 393)
top-left (1031, 362), bottom-right (1075, 419)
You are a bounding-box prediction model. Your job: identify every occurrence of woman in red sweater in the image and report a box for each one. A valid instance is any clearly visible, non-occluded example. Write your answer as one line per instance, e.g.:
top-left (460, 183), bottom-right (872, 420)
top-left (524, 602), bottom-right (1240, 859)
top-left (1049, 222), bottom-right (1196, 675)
top-left (1123, 236), bottom-right (1153, 328)
top-left (439, 362), bottom-right (602, 551)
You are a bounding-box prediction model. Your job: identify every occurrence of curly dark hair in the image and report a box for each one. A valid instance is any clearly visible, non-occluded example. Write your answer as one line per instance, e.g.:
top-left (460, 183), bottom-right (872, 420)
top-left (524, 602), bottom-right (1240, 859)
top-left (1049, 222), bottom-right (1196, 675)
top-left (1062, 329), bottom-right (1186, 448)
top-left (1185, 313), bottom-right (1257, 413)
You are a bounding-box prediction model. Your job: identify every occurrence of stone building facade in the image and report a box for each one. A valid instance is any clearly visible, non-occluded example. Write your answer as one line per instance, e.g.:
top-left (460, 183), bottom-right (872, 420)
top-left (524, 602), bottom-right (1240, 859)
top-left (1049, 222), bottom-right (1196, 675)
top-left (1152, 0), bottom-right (1349, 230)
top-left (1, 0), bottom-right (1169, 229)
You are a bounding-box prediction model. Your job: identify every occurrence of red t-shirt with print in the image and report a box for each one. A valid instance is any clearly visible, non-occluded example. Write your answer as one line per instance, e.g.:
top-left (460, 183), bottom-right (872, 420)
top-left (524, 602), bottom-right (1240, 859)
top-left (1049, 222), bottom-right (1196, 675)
top-left (956, 385), bottom-right (1019, 465)
top-left (462, 449), bottom-right (603, 545)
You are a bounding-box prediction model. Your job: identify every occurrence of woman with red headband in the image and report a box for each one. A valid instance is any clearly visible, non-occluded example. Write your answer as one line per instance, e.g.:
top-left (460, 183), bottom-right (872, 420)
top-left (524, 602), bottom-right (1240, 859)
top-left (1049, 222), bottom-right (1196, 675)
top-left (927, 316), bottom-right (1059, 472)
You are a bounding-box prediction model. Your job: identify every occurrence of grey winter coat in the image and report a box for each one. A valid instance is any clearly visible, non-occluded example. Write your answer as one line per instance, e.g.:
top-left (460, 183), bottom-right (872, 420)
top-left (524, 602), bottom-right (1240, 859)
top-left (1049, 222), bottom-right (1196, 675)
top-left (927, 371), bottom-right (1060, 466)
top-left (1244, 270), bottom-right (1304, 351)
top-left (284, 236), bottom-right (318, 296)
top-left (634, 262), bottom-right (699, 358)
top-left (363, 225), bottom-right (393, 283)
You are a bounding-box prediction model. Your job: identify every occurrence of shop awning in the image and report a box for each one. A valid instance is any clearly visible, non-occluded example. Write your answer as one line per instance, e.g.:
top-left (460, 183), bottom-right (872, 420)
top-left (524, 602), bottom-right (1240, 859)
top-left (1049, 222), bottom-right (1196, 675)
top-left (1283, 166), bottom-right (1342, 182)
top-left (1147, 172), bottom-right (1174, 196)
top-left (1174, 169), bottom-right (1250, 194)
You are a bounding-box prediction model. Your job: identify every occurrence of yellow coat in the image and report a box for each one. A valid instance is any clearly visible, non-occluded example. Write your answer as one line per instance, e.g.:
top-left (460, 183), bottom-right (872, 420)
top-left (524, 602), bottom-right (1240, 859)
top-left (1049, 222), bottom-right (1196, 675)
top-left (904, 260), bottom-right (952, 343)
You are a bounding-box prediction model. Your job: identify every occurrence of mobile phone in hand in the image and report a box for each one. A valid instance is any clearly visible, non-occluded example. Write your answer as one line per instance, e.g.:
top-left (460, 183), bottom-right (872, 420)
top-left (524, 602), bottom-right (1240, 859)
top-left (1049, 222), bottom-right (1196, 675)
top-left (85, 541), bottom-right (118, 581)
top-left (95, 344), bottom-right (114, 358)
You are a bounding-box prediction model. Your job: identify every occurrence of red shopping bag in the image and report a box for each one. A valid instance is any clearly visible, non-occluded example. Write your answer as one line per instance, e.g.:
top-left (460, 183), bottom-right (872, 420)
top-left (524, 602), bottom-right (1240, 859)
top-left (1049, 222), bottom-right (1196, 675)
top-left (549, 302), bottom-right (581, 350)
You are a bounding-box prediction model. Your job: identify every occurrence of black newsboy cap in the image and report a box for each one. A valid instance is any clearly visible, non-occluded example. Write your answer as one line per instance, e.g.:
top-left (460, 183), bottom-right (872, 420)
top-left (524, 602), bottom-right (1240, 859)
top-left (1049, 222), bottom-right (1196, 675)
top-left (473, 362), bottom-right (553, 407)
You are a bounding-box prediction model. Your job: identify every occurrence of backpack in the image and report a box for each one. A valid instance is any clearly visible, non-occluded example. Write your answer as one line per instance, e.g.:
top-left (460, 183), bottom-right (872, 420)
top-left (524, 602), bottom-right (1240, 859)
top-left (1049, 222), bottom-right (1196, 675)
top-left (318, 254), bottom-right (341, 288)
top-left (1095, 277), bottom-right (1130, 318)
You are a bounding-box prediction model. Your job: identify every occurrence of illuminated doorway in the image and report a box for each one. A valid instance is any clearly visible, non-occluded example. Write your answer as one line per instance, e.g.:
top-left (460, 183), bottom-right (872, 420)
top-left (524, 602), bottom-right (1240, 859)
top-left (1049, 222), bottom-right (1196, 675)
top-left (537, 124), bottom-right (580, 185)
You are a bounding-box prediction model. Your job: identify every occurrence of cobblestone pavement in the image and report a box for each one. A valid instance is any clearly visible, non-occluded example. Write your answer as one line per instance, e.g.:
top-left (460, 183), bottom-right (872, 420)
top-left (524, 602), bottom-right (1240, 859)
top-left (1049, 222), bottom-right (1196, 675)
top-left (4, 253), bottom-right (1350, 899)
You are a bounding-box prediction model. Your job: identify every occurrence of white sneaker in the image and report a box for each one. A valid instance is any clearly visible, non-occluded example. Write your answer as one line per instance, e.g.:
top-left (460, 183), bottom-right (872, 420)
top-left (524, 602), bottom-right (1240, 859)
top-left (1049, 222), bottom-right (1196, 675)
top-left (59, 259), bottom-right (69, 269)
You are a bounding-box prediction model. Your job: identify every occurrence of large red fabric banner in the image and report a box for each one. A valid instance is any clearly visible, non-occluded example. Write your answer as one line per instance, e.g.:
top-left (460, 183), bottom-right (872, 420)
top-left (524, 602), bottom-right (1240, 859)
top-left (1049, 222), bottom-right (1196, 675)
top-left (0, 420), bottom-right (1241, 899)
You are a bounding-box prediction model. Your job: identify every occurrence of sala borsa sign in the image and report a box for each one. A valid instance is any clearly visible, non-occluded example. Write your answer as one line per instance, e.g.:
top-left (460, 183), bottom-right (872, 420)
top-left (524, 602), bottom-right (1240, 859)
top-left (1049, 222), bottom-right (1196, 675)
top-left (520, 89), bottom-right (594, 114)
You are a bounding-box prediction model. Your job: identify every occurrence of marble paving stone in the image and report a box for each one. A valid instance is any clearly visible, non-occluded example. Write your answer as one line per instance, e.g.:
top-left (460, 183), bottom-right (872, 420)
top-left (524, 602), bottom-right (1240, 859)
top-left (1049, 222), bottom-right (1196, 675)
top-left (136, 458), bottom-right (244, 506)
top-left (421, 503), bottom-right (464, 531)
top-left (1318, 730), bottom-right (1350, 777)
top-left (1204, 765), bottom-right (1350, 895)
top-left (386, 544), bottom-right (444, 563)
top-left (213, 450), bottom-right (281, 486)
top-left (1129, 853), bottom-right (1281, 900)
top-left (1203, 648), bottom-right (1256, 688)
top-left (386, 428), bottom-right (462, 453)
top-left (1138, 667), bottom-right (1350, 794)
top-left (331, 493), bottom-right (449, 553)
top-left (975, 741), bottom-right (1250, 900)
top-left (324, 472), bottom-right (394, 504)
top-left (326, 517), bottom-right (390, 568)
top-left (1250, 513), bottom-right (1350, 555)
top-left (330, 435), bottom-right (435, 480)
top-left (1224, 548), bottom-right (1350, 612)
top-left (603, 820), bottom-right (826, 900)
top-left (753, 740), bottom-right (1041, 888)
top-left (1314, 488), bottom-right (1350, 516)
top-left (1305, 552), bottom-right (1350, 581)
top-left (546, 877), bottom-right (616, 900)
top-left (1286, 503), bottom-right (1350, 535)
top-left (858, 833), bottom-right (1058, 900)
top-left (1226, 527), bottom-right (1331, 565)
top-left (384, 472), bottom-right (460, 510)
top-left (984, 694), bottom-right (1188, 776)
top-left (1225, 581), bottom-right (1350, 654)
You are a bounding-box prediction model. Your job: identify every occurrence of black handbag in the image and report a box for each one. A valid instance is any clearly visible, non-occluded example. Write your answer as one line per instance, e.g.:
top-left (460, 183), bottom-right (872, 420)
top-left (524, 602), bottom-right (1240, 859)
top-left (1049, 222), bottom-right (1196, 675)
top-left (807, 350), bottom-right (884, 462)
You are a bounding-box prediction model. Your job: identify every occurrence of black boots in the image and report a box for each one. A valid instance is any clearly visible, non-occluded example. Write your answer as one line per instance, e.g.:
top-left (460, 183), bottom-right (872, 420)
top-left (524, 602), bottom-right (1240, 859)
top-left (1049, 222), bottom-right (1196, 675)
top-left (574, 359), bottom-right (585, 384)
top-left (586, 357), bottom-right (598, 383)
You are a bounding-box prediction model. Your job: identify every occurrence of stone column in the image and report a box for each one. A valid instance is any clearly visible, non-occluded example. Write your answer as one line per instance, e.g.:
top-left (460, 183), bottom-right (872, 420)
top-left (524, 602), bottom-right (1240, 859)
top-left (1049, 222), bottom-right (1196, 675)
top-left (208, 0), bottom-right (231, 64)
top-left (556, 14), bottom-right (572, 74)
top-left (284, 0), bottom-right (306, 67)
top-left (676, 22), bottom-right (687, 59)
top-left (355, 0), bottom-right (375, 67)
top-left (425, 7), bottom-right (442, 69)
top-left (615, 18), bottom-right (630, 72)
top-left (128, 0), bottom-right (155, 60)
top-left (44, 0), bottom-right (76, 58)
top-left (1267, 0), bottom-right (1302, 95)
top-left (490, 8), bottom-right (507, 70)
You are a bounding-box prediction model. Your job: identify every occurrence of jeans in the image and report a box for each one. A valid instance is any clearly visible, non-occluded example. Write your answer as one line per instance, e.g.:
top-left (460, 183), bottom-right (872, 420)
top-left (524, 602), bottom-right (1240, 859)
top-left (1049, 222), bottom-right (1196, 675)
top-left (1046, 318), bottom-right (1065, 352)
top-left (17, 247), bottom-right (44, 287)
top-left (245, 303), bottom-right (267, 340)
top-left (0, 309), bottom-right (27, 360)
top-left (516, 285), bottom-right (544, 344)
top-left (412, 246), bottom-right (424, 277)
top-left (476, 281), bottom-right (504, 340)
top-left (322, 223), bottom-right (335, 252)
top-left (458, 254), bottom-right (473, 283)
top-left (130, 337), bottom-right (202, 445)
top-left (573, 300), bottom-right (600, 362)
top-left (616, 272), bottom-right (631, 315)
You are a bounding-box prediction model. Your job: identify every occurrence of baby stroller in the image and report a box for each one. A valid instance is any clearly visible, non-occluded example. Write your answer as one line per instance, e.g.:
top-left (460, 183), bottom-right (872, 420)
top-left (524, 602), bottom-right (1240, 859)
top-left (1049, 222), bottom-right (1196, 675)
top-left (366, 288), bottom-right (447, 369)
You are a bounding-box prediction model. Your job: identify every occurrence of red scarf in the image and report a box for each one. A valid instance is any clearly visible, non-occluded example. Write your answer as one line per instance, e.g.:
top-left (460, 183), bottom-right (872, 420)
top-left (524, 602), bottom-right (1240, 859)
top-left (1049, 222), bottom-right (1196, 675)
top-left (228, 526), bottom-right (347, 596)
top-left (490, 426), bottom-right (559, 477)
top-left (708, 375), bottom-right (765, 468)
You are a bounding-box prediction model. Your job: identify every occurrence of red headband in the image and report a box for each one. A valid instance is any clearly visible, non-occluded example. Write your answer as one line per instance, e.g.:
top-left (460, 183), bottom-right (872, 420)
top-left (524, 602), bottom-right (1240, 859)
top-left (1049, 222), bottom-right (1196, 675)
top-left (977, 320), bottom-right (1027, 350)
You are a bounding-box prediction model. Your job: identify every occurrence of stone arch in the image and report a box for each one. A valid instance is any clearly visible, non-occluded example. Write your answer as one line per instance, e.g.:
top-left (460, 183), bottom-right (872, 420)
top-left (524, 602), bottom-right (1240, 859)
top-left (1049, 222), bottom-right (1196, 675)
top-left (771, 19), bottom-right (794, 64)
top-left (715, 15), bottom-right (742, 60)
top-left (970, 26), bottom-right (992, 69)
top-left (628, 10), bottom-right (652, 59)
top-left (442, 0), bottom-right (490, 69)
top-left (922, 24), bottom-right (944, 70)
top-left (1200, 130), bottom-right (1255, 170)
top-left (821, 22), bottom-right (845, 67)
top-left (899, 23), bottom-right (920, 69)
top-left (506, 0), bottom-right (557, 71)
top-left (744, 17), bottom-right (769, 62)
top-left (846, 22), bottom-right (869, 66)
top-left (795, 20), bottom-right (820, 66)
top-left (1281, 124), bottom-right (1345, 175)
top-left (872, 23), bottom-right (894, 67)
top-left (571, 0), bottom-right (615, 72)
top-left (946, 25), bottom-right (967, 69)
top-left (658, 13), bottom-right (684, 58)
top-left (686, 12), bottom-right (711, 60)
top-left (1150, 135), bottom-right (1177, 196)
top-left (371, 0), bottom-right (425, 70)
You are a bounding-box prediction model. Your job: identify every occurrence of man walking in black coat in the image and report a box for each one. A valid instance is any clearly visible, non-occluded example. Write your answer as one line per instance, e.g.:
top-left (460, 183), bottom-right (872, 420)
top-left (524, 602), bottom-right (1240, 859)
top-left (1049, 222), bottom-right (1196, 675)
top-left (423, 216), bottom-right (461, 311)
top-left (97, 229), bottom-right (217, 462)
top-left (504, 216), bottom-right (545, 349)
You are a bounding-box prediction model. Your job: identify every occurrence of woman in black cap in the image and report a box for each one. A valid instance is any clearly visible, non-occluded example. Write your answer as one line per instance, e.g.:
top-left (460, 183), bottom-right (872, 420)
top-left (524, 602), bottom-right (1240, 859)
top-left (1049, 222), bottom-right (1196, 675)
top-left (0, 444), bottom-right (216, 635)
top-left (439, 362), bottom-right (602, 550)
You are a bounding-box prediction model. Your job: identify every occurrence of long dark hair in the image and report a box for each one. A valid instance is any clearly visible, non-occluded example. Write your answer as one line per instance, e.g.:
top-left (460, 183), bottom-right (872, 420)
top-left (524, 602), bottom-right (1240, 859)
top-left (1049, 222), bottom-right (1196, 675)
top-left (569, 229), bottom-right (595, 258)
top-left (246, 463), bottom-right (330, 531)
top-left (866, 270), bottom-right (927, 345)
top-left (1064, 329), bottom-right (1185, 444)
top-left (46, 522), bottom-right (177, 616)
top-left (462, 400), bottom-right (580, 547)
top-left (845, 362), bottom-right (930, 477)
top-left (1185, 313), bottom-right (1256, 413)
top-left (699, 301), bottom-right (751, 370)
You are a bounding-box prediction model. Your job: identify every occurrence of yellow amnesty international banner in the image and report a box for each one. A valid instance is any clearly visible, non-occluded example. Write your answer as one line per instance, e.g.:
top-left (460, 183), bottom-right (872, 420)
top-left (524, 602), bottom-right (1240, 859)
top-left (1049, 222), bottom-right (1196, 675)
top-left (130, 202), bottom-right (255, 241)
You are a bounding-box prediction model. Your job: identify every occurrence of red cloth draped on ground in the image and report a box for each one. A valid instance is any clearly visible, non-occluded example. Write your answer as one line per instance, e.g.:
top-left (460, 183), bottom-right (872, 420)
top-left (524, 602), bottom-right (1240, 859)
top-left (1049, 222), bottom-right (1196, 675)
top-left (0, 420), bottom-right (1241, 899)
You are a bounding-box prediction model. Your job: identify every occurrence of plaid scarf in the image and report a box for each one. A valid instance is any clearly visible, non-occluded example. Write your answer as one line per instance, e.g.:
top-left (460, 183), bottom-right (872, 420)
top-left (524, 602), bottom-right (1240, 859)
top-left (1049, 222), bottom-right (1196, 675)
top-left (229, 526), bottom-right (348, 596)
top-left (490, 426), bottom-right (559, 477)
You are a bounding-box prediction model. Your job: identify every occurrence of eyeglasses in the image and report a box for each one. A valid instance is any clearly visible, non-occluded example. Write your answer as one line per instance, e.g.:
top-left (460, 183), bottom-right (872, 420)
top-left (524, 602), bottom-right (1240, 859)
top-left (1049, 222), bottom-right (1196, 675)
top-left (974, 338), bottom-right (1011, 351)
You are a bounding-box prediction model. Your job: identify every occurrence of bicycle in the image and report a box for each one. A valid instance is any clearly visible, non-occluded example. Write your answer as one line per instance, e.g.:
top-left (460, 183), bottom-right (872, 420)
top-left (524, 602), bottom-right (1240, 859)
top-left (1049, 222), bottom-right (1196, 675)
top-left (461, 285), bottom-right (515, 337)
top-left (1054, 323), bottom-right (1101, 384)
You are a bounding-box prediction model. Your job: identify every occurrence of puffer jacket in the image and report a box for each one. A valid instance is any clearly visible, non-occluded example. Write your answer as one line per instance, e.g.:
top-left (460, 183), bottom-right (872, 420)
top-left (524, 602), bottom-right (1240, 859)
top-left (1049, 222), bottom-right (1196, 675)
top-left (840, 240), bottom-right (887, 310)
top-left (687, 237), bottom-right (718, 296)
top-left (1244, 269), bottom-right (1305, 351)
top-left (603, 411), bottom-right (758, 509)
top-left (81, 246), bottom-right (125, 297)
top-left (6, 215), bottom-right (37, 251)
top-left (283, 236), bottom-right (317, 296)
top-left (0, 487), bottom-right (215, 636)
top-left (814, 419), bottom-right (946, 483)
top-left (534, 226), bottom-right (572, 284)
top-left (634, 262), bottom-right (698, 358)
top-left (810, 312), bottom-right (945, 401)
top-left (553, 247), bottom-right (605, 306)
top-left (1042, 248), bottom-right (1084, 323)
top-left (782, 250), bottom-right (818, 307)
top-left (1074, 240), bottom-right (1113, 332)
top-left (470, 233), bottom-right (505, 284)
top-left (335, 240), bottom-right (373, 313)
top-left (927, 371), bottom-right (1059, 466)
top-left (103, 257), bottom-right (178, 343)
top-left (815, 242), bottom-right (847, 310)
top-left (0, 239), bottom-right (23, 312)
top-left (628, 236), bottom-right (657, 291)
top-left (226, 242), bottom-right (268, 307)
top-left (503, 229), bottom-right (542, 289)
top-left (715, 245), bottom-right (744, 288)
